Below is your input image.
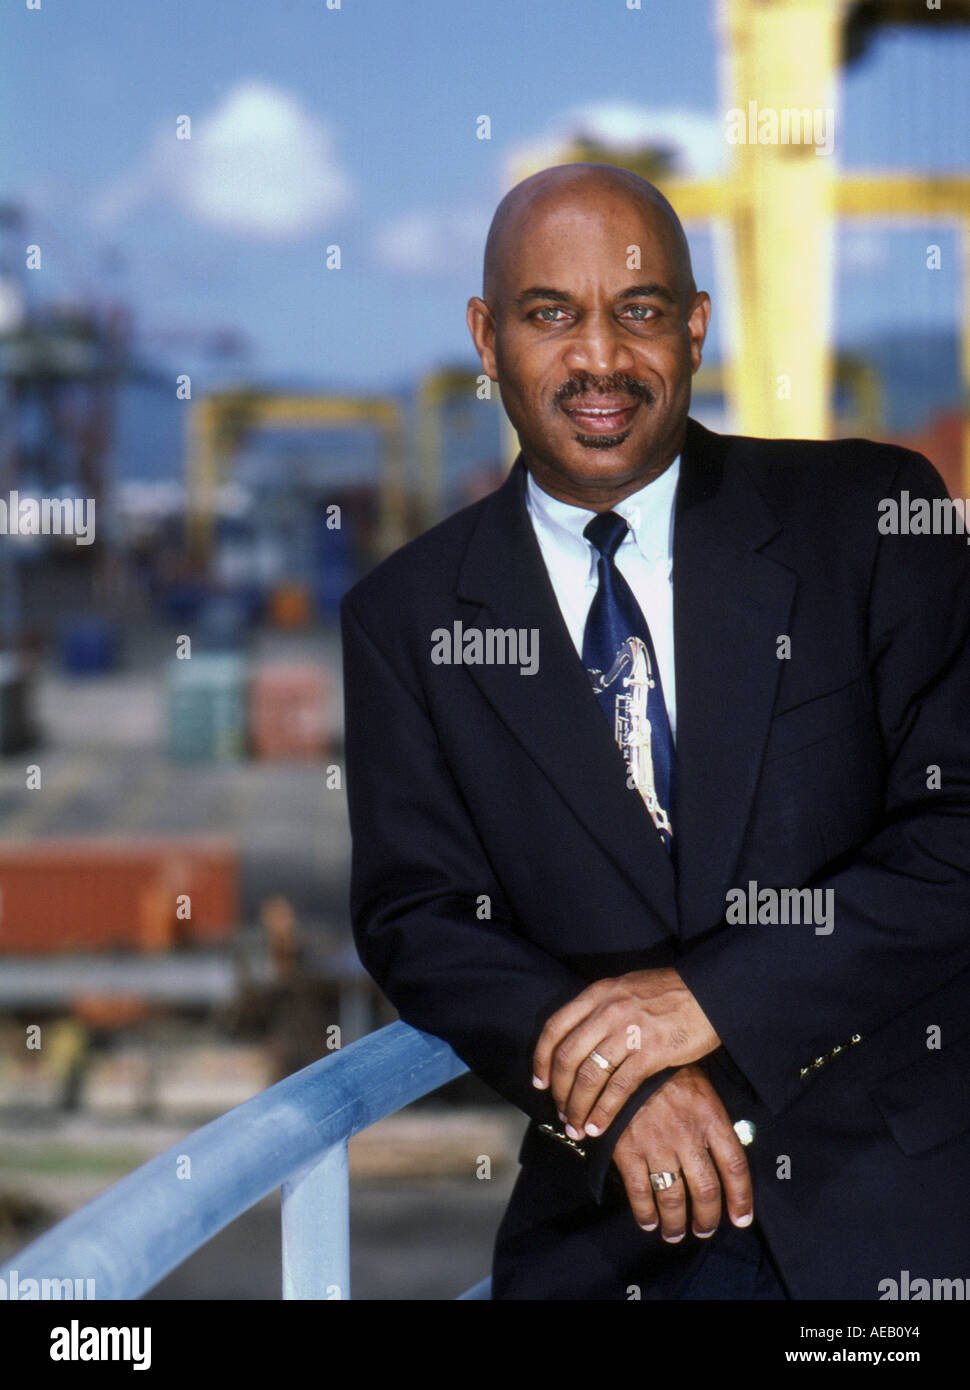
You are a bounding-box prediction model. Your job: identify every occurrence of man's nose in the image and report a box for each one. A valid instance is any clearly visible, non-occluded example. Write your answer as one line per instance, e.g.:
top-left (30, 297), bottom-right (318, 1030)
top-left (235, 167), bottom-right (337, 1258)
top-left (561, 311), bottom-right (636, 377)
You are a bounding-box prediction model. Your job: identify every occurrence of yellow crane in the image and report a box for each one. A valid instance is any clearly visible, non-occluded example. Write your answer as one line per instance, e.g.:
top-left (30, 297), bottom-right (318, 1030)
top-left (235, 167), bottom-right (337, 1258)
top-left (185, 390), bottom-right (406, 562)
top-left (510, 0), bottom-right (970, 490)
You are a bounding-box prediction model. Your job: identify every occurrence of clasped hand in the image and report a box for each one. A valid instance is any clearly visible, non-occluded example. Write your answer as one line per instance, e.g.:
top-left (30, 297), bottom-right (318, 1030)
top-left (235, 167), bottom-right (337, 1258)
top-left (533, 969), bottom-right (753, 1242)
top-left (532, 967), bottom-right (720, 1138)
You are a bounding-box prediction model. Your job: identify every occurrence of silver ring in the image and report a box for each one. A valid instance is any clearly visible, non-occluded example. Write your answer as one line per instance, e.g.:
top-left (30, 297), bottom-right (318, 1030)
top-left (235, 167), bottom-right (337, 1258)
top-left (733, 1119), bottom-right (756, 1147)
top-left (589, 1050), bottom-right (614, 1073)
top-left (649, 1170), bottom-right (682, 1192)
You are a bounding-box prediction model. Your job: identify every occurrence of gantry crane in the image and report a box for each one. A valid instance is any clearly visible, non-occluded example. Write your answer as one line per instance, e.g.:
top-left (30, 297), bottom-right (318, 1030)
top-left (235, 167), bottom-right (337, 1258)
top-left (185, 390), bottom-right (407, 563)
top-left (510, 0), bottom-right (970, 490)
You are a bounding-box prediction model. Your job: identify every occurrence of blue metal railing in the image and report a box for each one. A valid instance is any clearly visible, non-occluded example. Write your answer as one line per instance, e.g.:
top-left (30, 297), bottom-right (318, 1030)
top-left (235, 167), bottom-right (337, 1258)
top-left (0, 1022), bottom-right (493, 1300)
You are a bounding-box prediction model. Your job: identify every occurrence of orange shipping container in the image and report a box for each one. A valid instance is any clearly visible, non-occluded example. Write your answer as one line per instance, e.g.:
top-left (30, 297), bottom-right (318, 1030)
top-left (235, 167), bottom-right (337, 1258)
top-left (0, 837), bottom-right (239, 955)
top-left (249, 664), bottom-right (331, 760)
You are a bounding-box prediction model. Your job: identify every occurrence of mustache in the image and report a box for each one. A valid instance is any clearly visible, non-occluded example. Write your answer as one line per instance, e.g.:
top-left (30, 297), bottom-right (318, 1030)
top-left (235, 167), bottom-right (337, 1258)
top-left (555, 372), bottom-right (655, 406)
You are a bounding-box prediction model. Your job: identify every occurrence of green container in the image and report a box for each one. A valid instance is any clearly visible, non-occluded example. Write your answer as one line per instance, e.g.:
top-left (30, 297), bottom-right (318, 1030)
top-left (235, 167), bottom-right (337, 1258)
top-left (167, 654), bottom-right (248, 762)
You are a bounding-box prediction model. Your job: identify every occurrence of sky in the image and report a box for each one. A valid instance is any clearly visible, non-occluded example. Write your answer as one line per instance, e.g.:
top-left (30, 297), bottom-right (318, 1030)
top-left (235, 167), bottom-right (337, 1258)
top-left (1, 0), bottom-right (968, 394)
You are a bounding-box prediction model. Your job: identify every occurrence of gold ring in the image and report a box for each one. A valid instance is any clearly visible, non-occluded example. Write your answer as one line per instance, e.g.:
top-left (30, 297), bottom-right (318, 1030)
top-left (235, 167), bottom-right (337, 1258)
top-left (649, 1170), bottom-right (682, 1192)
top-left (589, 1050), bottom-right (614, 1072)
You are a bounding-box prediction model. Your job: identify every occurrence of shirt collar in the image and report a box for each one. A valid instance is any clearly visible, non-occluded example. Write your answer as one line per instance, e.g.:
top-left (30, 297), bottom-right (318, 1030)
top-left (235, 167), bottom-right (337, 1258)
top-left (525, 454), bottom-right (680, 570)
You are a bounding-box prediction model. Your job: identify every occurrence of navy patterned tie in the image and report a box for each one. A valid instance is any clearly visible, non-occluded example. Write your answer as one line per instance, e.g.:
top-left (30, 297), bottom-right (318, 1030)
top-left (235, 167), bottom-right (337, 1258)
top-left (582, 510), bottom-right (675, 852)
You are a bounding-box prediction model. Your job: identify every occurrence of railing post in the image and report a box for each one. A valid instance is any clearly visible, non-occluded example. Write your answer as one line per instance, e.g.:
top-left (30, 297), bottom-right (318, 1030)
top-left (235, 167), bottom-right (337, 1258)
top-left (281, 1140), bottom-right (350, 1300)
top-left (1, 1025), bottom-right (471, 1300)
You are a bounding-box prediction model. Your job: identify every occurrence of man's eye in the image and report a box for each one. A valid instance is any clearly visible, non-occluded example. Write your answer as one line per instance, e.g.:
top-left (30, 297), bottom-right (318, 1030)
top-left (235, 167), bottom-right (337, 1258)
top-left (532, 307), bottom-right (568, 322)
top-left (623, 305), bottom-right (658, 321)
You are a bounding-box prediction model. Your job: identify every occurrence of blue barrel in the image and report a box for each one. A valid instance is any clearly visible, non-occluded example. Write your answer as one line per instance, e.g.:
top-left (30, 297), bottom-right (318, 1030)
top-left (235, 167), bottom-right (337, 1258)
top-left (161, 582), bottom-right (206, 624)
top-left (234, 584), bottom-right (264, 626)
top-left (198, 594), bottom-right (252, 652)
top-left (59, 618), bottom-right (120, 675)
top-left (312, 516), bottom-right (355, 616)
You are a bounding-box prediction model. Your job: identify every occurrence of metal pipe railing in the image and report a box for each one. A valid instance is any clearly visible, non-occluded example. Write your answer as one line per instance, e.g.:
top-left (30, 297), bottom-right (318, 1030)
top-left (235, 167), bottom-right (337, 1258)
top-left (0, 1022), bottom-right (490, 1300)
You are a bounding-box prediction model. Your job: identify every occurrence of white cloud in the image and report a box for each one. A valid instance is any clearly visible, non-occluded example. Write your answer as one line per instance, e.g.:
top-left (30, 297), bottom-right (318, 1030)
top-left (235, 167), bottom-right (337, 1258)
top-left (90, 80), bottom-right (353, 240)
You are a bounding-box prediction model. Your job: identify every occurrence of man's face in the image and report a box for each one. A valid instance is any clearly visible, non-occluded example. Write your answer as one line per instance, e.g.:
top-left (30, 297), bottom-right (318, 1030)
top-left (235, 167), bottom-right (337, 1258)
top-left (467, 189), bottom-right (710, 507)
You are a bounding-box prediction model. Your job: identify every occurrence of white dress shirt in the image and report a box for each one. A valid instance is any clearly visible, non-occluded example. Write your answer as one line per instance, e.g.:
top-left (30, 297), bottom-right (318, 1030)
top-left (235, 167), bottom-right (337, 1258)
top-left (525, 456), bottom-right (679, 741)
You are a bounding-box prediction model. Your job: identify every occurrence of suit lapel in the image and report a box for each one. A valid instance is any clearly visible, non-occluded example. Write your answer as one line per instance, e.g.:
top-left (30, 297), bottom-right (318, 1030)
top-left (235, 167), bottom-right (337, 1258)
top-left (672, 420), bottom-right (797, 940)
top-left (453, 417), bottom-right (797, 946)
top-left (455, 451), bottom-right (678, 941)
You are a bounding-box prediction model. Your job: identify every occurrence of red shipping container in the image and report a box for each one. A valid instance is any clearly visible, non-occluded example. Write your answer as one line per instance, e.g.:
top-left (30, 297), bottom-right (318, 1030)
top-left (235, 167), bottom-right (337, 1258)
top-left (249, 664), bottom-right (332, 761)
top-left (0, 837), bottom-right (239, 954)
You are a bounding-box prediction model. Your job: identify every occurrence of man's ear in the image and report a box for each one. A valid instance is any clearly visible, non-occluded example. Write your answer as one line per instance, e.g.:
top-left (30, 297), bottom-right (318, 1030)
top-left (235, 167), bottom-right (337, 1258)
top-left (466, 296), bottom-right (498, 380)
top-left (688, 291), bottom-right (712, 375)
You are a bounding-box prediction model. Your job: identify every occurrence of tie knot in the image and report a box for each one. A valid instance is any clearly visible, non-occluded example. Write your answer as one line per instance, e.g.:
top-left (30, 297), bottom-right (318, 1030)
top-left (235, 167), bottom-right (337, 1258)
top-left (583, 510), bottom-right (629, 562)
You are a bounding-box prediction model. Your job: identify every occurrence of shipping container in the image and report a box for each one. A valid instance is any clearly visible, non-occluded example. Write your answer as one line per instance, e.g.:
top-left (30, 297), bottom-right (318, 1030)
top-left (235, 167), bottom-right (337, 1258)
top-left (167, 654), bottom-right (247, 762)
top-left (0, 836), bottom-right (239, 954)
top-left (248, 663), bottom-right (332, 761)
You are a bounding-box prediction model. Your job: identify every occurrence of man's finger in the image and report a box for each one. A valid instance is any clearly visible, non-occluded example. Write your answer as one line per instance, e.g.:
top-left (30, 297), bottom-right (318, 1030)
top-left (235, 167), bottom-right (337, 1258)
top-left (613, 1147), bottom-right (659, 1232)
top-left (562, 1050), bottom-right (638, 1136)
top-left (547, 1011), bottom-right (615, 1119)
top-left (680, 1144), bottom-right (723, 1238)
top-left (707, 1119), bottom-right (754, 1229)
top-left (580, 1047), bottom-right (669, 1135)
top-left (532, 984), bottom-right (607, 1087)
top-left (650, 1161), bottom-right (688, 1243)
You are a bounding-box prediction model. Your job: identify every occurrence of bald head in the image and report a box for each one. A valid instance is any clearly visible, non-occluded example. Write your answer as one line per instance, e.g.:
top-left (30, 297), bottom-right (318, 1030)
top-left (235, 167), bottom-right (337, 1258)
top-left (466, 160), bottom-right (710, 501)
top-left (482, 162), bottom-right (696, 312)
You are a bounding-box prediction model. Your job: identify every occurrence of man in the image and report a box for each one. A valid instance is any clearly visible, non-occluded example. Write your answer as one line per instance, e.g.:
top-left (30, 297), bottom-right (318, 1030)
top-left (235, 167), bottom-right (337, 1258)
top-left (340, 163), bottom-right (970, 1300)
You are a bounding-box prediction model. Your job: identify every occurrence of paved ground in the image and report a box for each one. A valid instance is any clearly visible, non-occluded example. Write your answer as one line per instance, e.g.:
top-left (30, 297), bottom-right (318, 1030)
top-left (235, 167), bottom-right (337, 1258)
top-left (144, 1175), bottom-right (515, 1301)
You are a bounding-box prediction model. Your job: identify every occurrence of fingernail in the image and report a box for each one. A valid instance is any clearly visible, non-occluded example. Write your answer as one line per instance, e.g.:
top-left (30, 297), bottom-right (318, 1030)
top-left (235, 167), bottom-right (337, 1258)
top-left (584, 1123), bottom-right (601, 1136)
top-left (640, 1222), bottom-right (658, 1232)
top-left (662, 1233), bottom-right (685, 1244)
top-left (532, 1075), bottom-right (546, 1089)
top-left (565, 1124), bottom-right (582, 1140)
top-left (694, 1228), bottom-right (716, 1239)
top-left (557, 1111), bottom-right (568, 1122)
top-left (735, 1212), bottom-right (753, 1227)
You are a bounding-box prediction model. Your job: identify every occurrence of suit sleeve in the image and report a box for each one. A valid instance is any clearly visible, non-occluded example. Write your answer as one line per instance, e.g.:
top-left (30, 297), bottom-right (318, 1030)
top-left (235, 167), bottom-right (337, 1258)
top-left (342, 591), bottom-right (645, 1189)
top-left (676, 449), bottom-right (970, 1116)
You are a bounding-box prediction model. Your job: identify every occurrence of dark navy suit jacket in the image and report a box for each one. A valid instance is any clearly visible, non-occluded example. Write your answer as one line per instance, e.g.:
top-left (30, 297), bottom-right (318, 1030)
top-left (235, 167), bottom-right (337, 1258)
top-left (340, 417), bottom-right (970, 1299)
